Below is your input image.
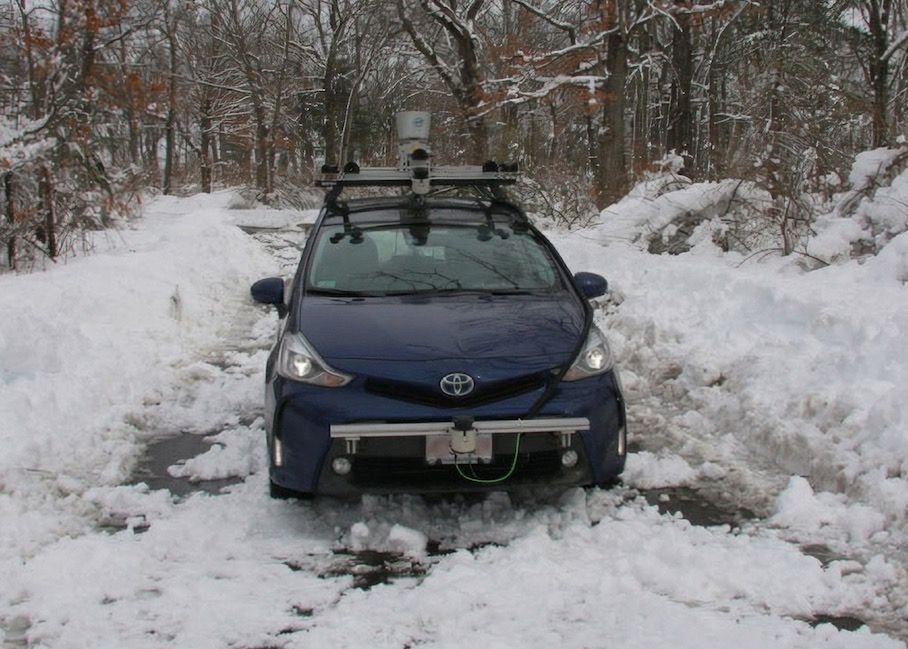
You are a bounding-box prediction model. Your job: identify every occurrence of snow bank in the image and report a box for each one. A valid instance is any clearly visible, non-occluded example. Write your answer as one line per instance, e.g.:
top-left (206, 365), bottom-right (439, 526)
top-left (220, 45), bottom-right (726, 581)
top-left (597, 176), bottom-right (771, 254)
top-left (771, 476), bottom-right (887, 545)
top-left (552, 154), bottom-right (908, 541)
top-left (810, 146), bottom-right (908, 263)
top-left (298, 493), bottom-right (902, 649)
top-left (622, 450), bottom-right (699, 488)
top-left (0, 190), bottom-right (279, 555)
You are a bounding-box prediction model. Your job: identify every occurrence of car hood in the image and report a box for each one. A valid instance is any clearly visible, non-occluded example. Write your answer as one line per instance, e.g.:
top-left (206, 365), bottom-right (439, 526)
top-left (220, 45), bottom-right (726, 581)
top-left (299, 294), bottom-right (585, 365)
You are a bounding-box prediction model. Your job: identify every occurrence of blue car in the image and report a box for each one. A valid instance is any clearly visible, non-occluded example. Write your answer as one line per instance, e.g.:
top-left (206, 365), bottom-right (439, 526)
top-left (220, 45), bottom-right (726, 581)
top-left (251, 170), bottom-right (626, 498)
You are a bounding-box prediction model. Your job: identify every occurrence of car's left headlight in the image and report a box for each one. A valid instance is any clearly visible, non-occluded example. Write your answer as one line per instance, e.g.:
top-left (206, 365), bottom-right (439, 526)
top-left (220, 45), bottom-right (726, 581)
top-left (562, 325), bottom-right (614, 381)
top-left (277, 331), bottom-right (353, 387)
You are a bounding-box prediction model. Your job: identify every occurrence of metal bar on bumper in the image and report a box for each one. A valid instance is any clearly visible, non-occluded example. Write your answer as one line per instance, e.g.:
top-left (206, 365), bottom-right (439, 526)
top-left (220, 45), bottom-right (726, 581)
top-left (330, 417), bottom-right (590, 439)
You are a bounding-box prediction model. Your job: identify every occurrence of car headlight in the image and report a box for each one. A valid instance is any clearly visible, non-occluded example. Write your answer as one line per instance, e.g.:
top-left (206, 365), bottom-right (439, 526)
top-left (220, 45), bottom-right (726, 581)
top-left (277, 331), bottom-right (352, 387)
top-left (562, 325), bottom-right (614, 381)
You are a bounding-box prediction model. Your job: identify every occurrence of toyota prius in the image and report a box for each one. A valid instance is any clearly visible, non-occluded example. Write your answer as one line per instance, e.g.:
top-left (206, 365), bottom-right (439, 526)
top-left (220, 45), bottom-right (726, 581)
top-left (251, 191), bottom-right (627, 498)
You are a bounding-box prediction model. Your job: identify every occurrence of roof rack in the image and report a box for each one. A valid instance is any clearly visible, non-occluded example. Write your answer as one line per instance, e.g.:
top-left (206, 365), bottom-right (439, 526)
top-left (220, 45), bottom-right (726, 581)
top-left (315, 163), bottom-right (519, 193)
top-left (315, 112), bottom-right (519, 198)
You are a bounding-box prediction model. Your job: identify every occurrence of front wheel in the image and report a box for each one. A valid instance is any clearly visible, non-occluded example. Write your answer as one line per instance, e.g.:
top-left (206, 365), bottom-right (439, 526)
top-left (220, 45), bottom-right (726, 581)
top-left (269, 480), bottom-right (313, 500)
top-left (586, 476), bottom-right (623, 491)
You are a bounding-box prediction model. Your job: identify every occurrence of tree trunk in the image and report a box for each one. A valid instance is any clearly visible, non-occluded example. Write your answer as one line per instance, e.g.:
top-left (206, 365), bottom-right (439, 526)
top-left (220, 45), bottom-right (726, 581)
top-left (461, 49), bottom-right (487, 162)
top-left (40, 166), bottom-right (57, 259)
top-left (17, 0), bottom-right (43, 119)
top-left (253, 102), bottom-right (271, 194)
top-left (633, 16), bottom-right (653, 171)
top-left (867, 0), bottom-right (892, 147)
top-left (586, 113), bottom-right (597, 173)
top-left (4, 172), bottom-right (15, 271)
top-left (162, 1), bottom-right (178, 195)
top-left (668, 2), bottom-right (693, 170)
top-left (596, 31), bottom-right (628, 207)
top-left (200, 98), bottom-right (213, 193)
top-left (323, 70), bottom-right (339, 167)
top-left (128, 109), bottom-right (141, 166)
top-left (146, 130), bottom-right (161, 180)
top-left (163, 110), bottom-right (176, 194)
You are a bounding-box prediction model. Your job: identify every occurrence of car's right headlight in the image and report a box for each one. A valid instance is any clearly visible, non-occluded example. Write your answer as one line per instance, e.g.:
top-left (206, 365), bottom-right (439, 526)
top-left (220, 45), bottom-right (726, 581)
top-left (562, 325), bottom-right (615, 381)
top-left (277, 331), bottom-right (352, 387)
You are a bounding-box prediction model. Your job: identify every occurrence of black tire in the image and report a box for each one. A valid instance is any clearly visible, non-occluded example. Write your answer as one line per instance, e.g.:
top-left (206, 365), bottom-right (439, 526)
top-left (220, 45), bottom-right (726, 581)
top-left (587, 477), bottom-right (623, 491)
top-left (269, 480), bottom-right (313, 500)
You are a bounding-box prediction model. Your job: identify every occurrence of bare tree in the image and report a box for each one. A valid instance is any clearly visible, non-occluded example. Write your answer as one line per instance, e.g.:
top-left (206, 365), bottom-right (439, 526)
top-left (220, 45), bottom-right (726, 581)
top-left (397, 0), bottom-right (491, 161)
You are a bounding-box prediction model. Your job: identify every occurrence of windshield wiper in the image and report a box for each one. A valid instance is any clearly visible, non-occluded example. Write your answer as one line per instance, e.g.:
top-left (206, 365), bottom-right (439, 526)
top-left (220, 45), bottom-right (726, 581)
top-left (383, 288), bottom-right (550, 297)
top-left (307, 288), bottom-right (382, 297)
top-left (486, 288), bottom-right (552, 296)
top-left (380, 288), bottom-right (478, 297)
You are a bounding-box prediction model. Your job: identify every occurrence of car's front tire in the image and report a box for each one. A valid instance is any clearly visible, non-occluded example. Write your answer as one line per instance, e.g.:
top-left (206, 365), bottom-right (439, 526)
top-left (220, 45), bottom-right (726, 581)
top-left (587, 477), bottom-right (622, 490)
top-left (269, 480), bottom-right (313, 500)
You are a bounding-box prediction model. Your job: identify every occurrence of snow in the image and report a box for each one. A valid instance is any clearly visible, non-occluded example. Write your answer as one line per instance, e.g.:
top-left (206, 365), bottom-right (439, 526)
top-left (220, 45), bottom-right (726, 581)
top-left (551, 158), bottom-right (908, 540)
top-left (0, 115), bottom-right (55, 169)
top-left (622, 450), bottom-right (699, 489)
top-left (848, 148), bottom-right (907, 189)
top-left (1, 184), bottom-right (907, 647)
top-left (597, 175), bottom-right (770, 252)
top-left (809, 147), bottom-right (908, 262)
top-left (771, 477), bottom-right (887, 546)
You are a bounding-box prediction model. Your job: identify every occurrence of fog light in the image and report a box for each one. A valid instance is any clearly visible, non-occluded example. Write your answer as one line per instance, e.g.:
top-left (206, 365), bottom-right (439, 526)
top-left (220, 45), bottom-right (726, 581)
top-left (561, 449), bottom-right (579, 468)
top-left (331, 457), bottom-right (352, 475)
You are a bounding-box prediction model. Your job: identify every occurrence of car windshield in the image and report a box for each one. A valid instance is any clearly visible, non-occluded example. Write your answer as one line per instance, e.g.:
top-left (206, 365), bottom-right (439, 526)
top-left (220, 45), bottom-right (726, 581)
top-left (306, 219), bottom-right (560, 296)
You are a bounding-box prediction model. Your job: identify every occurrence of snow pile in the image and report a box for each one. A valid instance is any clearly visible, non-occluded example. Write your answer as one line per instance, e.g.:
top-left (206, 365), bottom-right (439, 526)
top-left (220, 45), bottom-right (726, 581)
top-left (0, 190), bottom-right (279, 556)
top-left (810, 146), bottom-right (908, 265)
top-left (598, 175), bottom-right (773, 255)
top-left (0, 190), bottom-right (273, 483)
top-left (299, 494), bottom-right (903, 649)
top-left (0, 115), bottom-right (55, 169)
top-left (599, 147), bottom-right (908, 271)
top-left (771, 476), bottom-right (887, 545)
top-left (348, 521), bottom-right (429, 558)
top-left (553, 148), bottom-right (908, 541)
top-left (166, 419), bottom-right (268, 483)
top-left (622, 450), bottom-right (699, 488)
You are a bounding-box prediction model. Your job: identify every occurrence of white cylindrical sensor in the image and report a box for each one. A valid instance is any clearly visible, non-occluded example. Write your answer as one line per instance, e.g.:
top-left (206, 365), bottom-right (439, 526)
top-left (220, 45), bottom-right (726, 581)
top-left (396, 111), bottom-right (431, 142)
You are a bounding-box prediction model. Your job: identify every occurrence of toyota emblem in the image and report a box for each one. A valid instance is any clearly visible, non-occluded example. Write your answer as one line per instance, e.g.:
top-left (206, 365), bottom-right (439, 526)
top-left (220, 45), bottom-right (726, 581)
top-left (440, 372), bottom-right (475, 397)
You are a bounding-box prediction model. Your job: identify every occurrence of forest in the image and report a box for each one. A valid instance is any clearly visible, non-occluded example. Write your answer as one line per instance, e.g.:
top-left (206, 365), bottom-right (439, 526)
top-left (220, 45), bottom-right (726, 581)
top-left (1, 0), bottom-right (906, 269)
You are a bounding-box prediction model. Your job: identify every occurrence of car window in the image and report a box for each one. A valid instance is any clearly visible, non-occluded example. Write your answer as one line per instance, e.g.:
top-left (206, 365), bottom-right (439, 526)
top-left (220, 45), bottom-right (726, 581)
top-left (306, 221), bottom-right (560, 295)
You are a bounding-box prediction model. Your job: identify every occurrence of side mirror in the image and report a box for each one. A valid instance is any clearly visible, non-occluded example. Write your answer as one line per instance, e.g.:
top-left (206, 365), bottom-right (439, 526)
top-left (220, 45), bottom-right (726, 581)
top-left (251, 277), bottom-right (287, 317)
top-left (573, 272), bottom-right (608, 300)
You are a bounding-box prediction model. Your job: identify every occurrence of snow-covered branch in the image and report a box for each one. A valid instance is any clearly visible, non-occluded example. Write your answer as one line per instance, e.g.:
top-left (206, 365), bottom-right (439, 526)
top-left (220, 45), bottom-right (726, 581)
top-left (883, 29), bottom-right (908, 61)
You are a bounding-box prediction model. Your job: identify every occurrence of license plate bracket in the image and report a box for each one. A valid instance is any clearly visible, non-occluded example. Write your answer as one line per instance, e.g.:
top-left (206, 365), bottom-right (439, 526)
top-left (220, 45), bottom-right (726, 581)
top-left (425, 433), bottom-right (493, 465)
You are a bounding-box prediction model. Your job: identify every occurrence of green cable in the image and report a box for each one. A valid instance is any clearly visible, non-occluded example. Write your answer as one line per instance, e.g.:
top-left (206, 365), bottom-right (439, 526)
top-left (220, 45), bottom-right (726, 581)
top-left (454, 433), bottom-right (523, 484)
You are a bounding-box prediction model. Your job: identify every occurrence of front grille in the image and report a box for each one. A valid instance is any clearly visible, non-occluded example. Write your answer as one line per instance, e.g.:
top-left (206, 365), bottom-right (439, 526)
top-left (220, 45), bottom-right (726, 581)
top-left (351, 451), bottom-right (562, 488)
top-left (364, 372), bottom-right (548, 408)
top-left (342, 433), bottom-right (567, 489)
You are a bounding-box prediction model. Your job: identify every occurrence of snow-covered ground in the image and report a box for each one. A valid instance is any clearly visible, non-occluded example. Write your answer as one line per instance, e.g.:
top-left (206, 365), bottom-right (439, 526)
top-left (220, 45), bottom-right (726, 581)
top-left (1, 186), bottom-right (906, 648)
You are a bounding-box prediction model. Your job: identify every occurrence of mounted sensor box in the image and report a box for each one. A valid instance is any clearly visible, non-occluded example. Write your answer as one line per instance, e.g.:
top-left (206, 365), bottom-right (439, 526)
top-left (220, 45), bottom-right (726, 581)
top-left (397, 111), bottom-right (431, 166)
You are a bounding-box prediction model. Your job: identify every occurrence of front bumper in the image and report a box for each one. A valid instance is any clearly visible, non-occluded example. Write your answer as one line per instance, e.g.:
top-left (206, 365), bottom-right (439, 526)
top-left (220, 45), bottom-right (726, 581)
top-left (267, 371), bottom-right (626, 495)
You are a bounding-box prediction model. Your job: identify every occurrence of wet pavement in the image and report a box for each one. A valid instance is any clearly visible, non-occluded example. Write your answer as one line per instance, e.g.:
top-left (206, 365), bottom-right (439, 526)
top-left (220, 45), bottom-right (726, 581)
top-left (130, 433), bottom-right (242, 498)
top-left (639, 486), bottom-right (756, 527)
